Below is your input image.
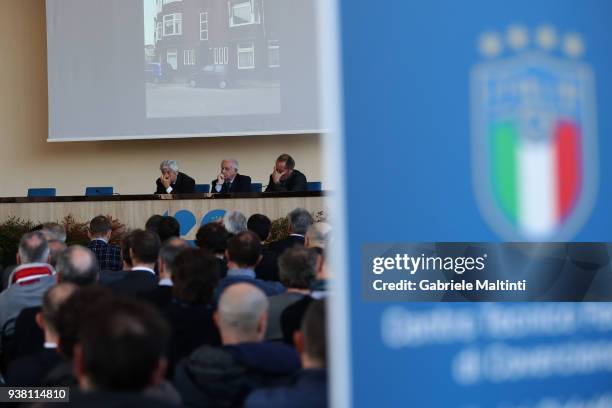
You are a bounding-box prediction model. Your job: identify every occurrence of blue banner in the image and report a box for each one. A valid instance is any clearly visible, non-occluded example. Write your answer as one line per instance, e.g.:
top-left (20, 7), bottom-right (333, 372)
top-left (336, 0), bottom-right (612, 406)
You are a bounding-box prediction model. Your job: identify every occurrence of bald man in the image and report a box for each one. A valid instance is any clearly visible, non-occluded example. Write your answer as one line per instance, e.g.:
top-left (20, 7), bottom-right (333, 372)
top-left (174, 283), bottom-right (301, 407)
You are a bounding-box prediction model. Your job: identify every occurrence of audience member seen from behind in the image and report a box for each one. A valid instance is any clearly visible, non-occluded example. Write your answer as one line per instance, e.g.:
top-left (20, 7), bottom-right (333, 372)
top-left (148, 237), bottom-right (189, 308)
top-left (248, 214), bottom-right (279, 282)
top-left (155, 159), bottom-right (196, 195)
top-left (9, 244), bottom-right (99, 369)
top-left (223, 210), bottom-right (247, 237)
top-left (269, 208), bottom-right (313, 257)
top-left (72, 297), bottom-right (175, 407)
top-left (5, 283), bottom-right (77, 387)
top-left (0, 232), bottom-right (55, 339)
top-left (148, 216), bottom-right (181, 243)
top-left (215, 231), bottom-right (285, 302)
top-left (247, 299), bottom-right (328, 408)
top-left (56, 245), bottom-right (100, 286)
top-left (163, 248), bottom-right (221, 374)
top-left (109, 229), bottom-right (161, 298)
top-left (41, 223), bottom-right (68, 268)
top-left (196, 222), bottom-right (230, 279)
top-left (87, 215), bottom-right (122, 272)
top-left (265, 154), bottom-right (307, 192)
top-left (265, 246), bottom-right (317, 341)
top-left (174, 283), bottom-right (300, 407)
top-left (280, 248), bottom-right (329, 345)
top-left (47, 285), bottom-right (113, 387)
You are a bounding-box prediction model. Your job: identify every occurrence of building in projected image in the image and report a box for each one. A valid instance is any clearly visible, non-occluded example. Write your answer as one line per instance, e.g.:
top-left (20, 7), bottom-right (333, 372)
top-left (153, 0), bottom-right (281, 86)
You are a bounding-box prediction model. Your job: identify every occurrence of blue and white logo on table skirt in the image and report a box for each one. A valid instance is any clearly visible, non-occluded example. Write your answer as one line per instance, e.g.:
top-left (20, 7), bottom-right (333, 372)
top-left (470, 25), bottom-right (598, 241)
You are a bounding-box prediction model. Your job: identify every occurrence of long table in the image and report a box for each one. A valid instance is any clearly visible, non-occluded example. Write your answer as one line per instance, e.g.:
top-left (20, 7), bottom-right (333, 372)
top-left (0, 192), bottom-right (326, 239)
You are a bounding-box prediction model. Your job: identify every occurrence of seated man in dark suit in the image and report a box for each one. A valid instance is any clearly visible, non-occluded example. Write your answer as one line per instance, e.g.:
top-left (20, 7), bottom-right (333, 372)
top-left (246, 299), bottom-right (328, 408)
top-left (212, 158), bottom-right (252, 193)
top-left (145, 237), bottom-right (189, 308)
top-left (155, 159), bottom-right (196, 194)
top-left (265, 154), bottom-right (307, 192)
top-left (87, 215), bottom-right (122, 271)
top-left (214, 231), bottom-right (285, 302)
top-left (269, 208), bottom-right (313, 257)
top-left (108, 230), bottom-right (160, 297)
top-left (6, 283), bottom-right (77, 386)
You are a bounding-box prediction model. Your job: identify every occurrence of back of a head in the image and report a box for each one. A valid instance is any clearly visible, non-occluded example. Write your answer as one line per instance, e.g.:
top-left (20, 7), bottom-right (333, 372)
top-left (79, 298), bottom-right (169, 391)
top-left (288, 208), bottom-right (314, 235)
top-left (156, 216), bottom-right (180, 243)
top-left (226, 231), bottom-right (262, 268)
top-left (56, 245), bottom-right (100, 286)
top-left (19, 231), bottom-right (50, 264)
top-left (172, 248), bottom-right (220, 304)
top-left (42, 222), bottom-right (67, 243)
top-left (196, 222), bottom-right (229, 255)
top-left (158, 237), bottom-right (189, 276)
top-left (42, 282), bottom-right (78, 335)
top-left (218, 283), bottom-right (268, 342)
top-left (306, 222), bottom-right (332, 250)
top-left (302, 299), bottom-right (327, 367)
top-left (247, 214), bottom-right (272, 242)
top-left (277, 153), bottom-right (295, 170)
top-left (278, 246), bottom-right (317, 289)
top-left (126, 229), bottom-right (161, 264)
top-left (89, 215), bottom-right (112, 238)
top-left (223, 211), bottom-right (247, 235)
top-left (145, 214), bottom-right (164, 232)
top-left (48, 240), bottom-right (68, 268)
top-left (56, 285), bottom-right (113, 358)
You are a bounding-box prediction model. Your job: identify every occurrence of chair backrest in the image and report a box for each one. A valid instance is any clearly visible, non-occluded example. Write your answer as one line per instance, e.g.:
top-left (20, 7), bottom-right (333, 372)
top-left (195, 184), bottom-right (210, 193)
top-left (27, 188), bottom-right (56, 197)
top-left (250, 183), bottom-right (263, 193)
top-left (85, 186), bottom-right (113, 196)
top-left (307, 182), bottom-right (322, 192)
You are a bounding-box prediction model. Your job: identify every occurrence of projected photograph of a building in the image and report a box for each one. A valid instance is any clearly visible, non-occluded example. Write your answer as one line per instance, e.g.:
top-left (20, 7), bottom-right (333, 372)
top-left (144, 0), bottom-right (281, 118)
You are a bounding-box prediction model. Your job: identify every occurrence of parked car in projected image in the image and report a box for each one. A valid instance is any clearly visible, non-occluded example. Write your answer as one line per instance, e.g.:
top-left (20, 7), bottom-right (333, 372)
top-left (188, 64), bottom-right (232, 89)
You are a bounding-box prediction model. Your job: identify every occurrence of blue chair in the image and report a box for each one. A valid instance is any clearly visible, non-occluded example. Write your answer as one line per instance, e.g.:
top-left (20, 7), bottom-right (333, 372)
top-left (85, 186), bottom-right (113, 196)
top-left (27, 188), bottom-right (56, 197)
top-left (250, 183), bottom-right (263, 193)
top-left (307, 181), bottom-right (322, 191)
top-left (195, 184), bottom-right (210, 193)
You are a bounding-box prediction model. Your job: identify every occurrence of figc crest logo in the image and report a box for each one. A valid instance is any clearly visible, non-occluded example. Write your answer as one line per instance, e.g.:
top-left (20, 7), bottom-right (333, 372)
top-left (471, 25), bottom-right (598, 241)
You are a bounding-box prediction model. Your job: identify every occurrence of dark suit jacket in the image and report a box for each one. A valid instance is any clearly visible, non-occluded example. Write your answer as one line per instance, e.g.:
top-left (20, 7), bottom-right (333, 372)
top-left (211, 173), bottom-right (252, 193)
top-left (6, 348), bottom-right (62, 387)
top-left (155, 172), bottom-right (196, 194)
top-left (265, 169), bottom-right (307, 192)
top-left (255, 246), bottom-right (280, 282)
top-left (269, 235), bottom-right (305, 258)
top-left (13, 306), bottom-right (44, 360)
top-left (108, 269), bottom-right (159, 298)
top-left (87, 240), bottom-right (122, 271)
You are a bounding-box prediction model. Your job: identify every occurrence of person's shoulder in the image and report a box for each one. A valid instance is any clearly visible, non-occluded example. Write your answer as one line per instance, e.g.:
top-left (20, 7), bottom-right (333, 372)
top-left (238, 173), bottom-right (252, 182)
top-left (180, 171), bottom-right (195, 181)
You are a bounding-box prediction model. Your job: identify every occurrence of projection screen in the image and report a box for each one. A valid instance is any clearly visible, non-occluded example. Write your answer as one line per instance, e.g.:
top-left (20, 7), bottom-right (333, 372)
top-left (46, 0), bottom-right (322, 141)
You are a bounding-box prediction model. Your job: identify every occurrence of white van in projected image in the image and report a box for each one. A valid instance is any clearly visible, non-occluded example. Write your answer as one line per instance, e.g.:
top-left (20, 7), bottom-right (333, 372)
top-left (144, 0), bottom-right (281, 118)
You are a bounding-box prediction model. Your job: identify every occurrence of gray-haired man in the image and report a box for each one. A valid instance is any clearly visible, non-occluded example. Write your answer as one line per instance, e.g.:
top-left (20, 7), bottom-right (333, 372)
top-left (211, 159), bottom-right (252, 193)
top-left (155, 159), bottom-right (196, 194)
